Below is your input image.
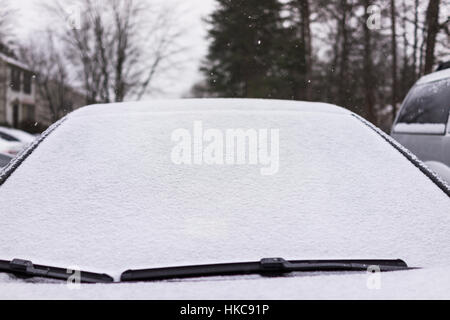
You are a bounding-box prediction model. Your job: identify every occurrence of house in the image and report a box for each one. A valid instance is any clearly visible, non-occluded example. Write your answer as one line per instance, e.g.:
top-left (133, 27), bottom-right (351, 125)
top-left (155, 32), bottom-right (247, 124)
top-left (0, 52), bottom-right (36, 129)
top-left (0, 53), bottom-right (86, 132)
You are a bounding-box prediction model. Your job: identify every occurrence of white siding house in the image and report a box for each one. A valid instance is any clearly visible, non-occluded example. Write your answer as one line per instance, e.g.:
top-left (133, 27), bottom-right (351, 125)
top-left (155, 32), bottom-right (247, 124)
top-left (0, 53), bottom-right (36, 128)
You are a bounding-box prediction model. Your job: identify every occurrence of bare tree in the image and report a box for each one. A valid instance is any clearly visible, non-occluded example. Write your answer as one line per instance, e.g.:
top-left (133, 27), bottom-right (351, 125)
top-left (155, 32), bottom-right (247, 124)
top-left (412, 0), bottom-right (419, 79)
top-left (295, 0), bottom-right (312, 100)
top-left (424, 0), bottom-right (442, 74)
top-left (19, 31), bottom-right (74, 123)
top-left (0, 0), bottom-right (16, 55)
top-left (390, 0), bottom-right (398, 122)
top-left (48, 0), bottom-right (183, 104)
top-left (400, 0), bottom-right (410, 98)
top-left (362, 0), bottom-right (376, 124)
top-left (337, 0), bottom-right (352, 108)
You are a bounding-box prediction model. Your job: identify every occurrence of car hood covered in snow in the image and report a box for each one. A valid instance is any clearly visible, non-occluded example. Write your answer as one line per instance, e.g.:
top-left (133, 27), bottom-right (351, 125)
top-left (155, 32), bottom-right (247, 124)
top-left (1, 266), bottom-right (450, 300)
top-left (0, 99), bottom-right (449, 299)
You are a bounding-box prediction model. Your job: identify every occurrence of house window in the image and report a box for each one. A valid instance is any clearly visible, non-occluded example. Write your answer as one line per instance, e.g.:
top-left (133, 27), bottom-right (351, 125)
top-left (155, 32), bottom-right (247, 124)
top-left (12, 103), bottom-right (19, 128)
top-left (22, 104), bottom-right (36, 122)
top-left (10, 67), bottom-right (21, 92)
top-left (23, 72), bottom-right (32, 94)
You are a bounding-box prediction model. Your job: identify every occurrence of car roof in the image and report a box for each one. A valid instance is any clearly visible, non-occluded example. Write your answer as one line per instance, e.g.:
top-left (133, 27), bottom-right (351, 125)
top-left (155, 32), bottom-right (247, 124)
top-left (0, 99), bottom-right (449, 277)
top-left (416, 68), bottom-right (450, 85)
top-left (69, 98), bottom-right (351, 119)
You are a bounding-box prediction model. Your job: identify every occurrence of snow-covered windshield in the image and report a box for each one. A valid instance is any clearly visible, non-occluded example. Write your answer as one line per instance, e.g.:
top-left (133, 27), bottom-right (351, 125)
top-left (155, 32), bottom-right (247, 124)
top-left (0, 100), bottom-right (449, 275)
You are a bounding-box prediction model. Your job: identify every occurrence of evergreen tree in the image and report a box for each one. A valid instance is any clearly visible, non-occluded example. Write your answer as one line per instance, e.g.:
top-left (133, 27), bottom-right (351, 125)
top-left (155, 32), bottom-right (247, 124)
top-left (201, 0), bottom-right (306, 99)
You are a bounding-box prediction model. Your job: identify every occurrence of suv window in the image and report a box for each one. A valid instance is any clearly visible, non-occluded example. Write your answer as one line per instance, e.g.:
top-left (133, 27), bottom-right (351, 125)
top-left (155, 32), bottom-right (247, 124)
top-left (394, 78), bottom-right (450, 134)
top-left (0, 132), bottom-right (19, 142)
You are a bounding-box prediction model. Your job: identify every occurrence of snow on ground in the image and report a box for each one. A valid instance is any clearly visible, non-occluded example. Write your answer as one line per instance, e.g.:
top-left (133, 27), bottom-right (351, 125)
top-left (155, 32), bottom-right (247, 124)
top-left (0, 99), bottom-right (449, 299)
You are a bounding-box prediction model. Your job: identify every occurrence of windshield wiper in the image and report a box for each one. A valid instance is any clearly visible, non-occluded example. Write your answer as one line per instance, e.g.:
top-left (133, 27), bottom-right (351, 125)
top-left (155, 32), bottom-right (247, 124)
top-left (0, 258), bottom-right (413, 284)
top-left (121, 258), bottom-right (412, 282)
top-left (0, 259), bottom-right (113, 283)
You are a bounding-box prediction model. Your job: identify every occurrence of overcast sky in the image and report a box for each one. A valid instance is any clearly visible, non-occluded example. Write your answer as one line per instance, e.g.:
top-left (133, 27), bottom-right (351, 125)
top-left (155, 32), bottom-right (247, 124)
top-left (10, 0), bottom-right (216, 99)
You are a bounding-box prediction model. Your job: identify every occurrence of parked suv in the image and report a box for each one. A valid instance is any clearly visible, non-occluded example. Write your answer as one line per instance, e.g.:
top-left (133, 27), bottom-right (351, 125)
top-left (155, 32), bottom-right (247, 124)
top-left (391, 65), bottom-right (450, 183)
top-left (0, 127), bottom-right (36, 156)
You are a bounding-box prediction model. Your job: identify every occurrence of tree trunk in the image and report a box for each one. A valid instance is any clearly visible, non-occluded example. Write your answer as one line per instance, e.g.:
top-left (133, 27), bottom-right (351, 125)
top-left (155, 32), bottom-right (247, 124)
top-left (418, 30), bottom-right (426, 76)
top-left (390, 0), bottom-right (398, 123)
top-left (338, 0), bottom-right (350, 108)
top-left (298, 0), bottom-right (312, 100)
top-left (424, 0), bottom-right (441, 74)
top-left (412, 0), bottom-right (419, 80)
top-left (401, 0), bottom-right (409, 98)
top-left (362, 0), bottom-right (376, 124)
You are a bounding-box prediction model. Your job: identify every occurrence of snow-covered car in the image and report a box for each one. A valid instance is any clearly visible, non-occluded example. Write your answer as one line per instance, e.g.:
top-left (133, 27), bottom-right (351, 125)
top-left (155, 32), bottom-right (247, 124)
top-left (0, 127), bottom-right (36, 156)
top-left (0, 99), bottom-right (449, 300)
top-left (391, 67), bottom-right (450, 183)
top-left (0, 153), bottom-right (13, 168)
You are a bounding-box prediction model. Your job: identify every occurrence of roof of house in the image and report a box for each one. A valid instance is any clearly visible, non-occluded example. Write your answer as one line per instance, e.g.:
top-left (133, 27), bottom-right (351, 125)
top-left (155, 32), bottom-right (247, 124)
top-left (0, 52), bottom-right (30, 71)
